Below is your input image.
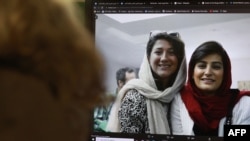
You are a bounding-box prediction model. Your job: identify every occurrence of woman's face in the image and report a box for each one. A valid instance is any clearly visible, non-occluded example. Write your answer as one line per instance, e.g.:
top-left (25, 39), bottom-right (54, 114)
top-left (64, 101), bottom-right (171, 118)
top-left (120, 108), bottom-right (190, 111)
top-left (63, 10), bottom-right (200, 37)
top-left (193, 53), bottom-right (224, 95)
top-left (149, 39), bottom-right (178, 80)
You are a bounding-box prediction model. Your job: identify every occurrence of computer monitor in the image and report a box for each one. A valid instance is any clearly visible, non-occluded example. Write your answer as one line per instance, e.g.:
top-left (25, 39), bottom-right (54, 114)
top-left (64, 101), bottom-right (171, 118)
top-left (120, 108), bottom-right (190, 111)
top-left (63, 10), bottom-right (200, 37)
top-left (84, 0), bottom-right (250, 140)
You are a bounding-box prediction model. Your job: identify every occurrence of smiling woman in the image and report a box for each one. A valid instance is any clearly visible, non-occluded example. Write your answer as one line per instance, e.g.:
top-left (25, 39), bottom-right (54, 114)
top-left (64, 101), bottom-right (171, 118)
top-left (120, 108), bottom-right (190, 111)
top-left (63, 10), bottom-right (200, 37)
top-left (170, 41), bottom-right (250, 137)
top-left (106, 31), bottom-right (186, 134)
top-left (193, 53), bottom-right (224, 95)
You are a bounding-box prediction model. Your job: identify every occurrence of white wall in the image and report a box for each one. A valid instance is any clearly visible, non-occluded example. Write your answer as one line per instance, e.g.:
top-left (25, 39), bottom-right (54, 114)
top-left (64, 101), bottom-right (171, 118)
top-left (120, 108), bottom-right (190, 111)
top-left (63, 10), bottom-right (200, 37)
top-left (231, 58), bottom-right (250, 88)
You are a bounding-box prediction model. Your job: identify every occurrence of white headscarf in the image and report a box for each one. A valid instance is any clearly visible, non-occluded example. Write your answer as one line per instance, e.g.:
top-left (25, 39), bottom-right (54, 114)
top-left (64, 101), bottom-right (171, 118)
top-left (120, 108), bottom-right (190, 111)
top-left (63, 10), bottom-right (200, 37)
top-left (106, 52), bottom-right (187, 134)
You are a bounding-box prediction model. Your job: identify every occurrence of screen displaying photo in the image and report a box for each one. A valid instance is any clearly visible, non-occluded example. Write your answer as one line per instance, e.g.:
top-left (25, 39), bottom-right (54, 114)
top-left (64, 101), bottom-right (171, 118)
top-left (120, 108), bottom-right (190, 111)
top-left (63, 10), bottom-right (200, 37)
top-left (86, 1), bottom-right (250, 140)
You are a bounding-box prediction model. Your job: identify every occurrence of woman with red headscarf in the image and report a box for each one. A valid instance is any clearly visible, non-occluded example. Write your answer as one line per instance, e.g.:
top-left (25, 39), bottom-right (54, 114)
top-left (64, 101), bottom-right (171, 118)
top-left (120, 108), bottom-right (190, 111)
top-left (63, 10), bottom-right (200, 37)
top-left (170, 41), bottom-right (250, 136)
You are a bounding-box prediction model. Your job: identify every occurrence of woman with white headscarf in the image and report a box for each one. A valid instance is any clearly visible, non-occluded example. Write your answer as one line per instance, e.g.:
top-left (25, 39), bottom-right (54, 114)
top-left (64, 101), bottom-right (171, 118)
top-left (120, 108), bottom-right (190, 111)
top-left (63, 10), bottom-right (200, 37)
top-left (106, 31), bottom-right (187, 134)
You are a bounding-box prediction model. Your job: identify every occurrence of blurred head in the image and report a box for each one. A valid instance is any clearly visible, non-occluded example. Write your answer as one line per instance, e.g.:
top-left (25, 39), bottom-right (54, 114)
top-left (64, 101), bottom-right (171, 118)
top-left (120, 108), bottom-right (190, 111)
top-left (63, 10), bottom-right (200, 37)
top-left (146, 32), bottom-right (185, 87)
top-left (188, 41), bottom-right (231, 96)
top-left (116, 67), bottom-right (136, 93)
top-left (0, 0), bottom-right (105, 140)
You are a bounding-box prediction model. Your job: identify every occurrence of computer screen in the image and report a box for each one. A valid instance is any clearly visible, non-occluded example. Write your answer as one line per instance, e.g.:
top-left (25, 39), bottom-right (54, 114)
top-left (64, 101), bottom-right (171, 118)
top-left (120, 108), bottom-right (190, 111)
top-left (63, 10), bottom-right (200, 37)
top-left (84, 0), bottom-right (250, 140)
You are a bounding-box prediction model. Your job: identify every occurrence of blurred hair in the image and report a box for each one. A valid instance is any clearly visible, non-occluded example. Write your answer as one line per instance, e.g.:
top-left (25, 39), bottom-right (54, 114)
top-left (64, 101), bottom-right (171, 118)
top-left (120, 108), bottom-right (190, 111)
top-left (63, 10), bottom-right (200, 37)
top-left (0, 0), bottom-right (105, 107)
top-left (0, 0), bottom-right (106, 140)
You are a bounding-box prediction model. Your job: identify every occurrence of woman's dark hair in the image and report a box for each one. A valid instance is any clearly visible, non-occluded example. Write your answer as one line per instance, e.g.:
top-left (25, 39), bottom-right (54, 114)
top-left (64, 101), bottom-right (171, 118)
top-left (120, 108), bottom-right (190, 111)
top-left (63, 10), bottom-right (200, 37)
top-left (188, 41), bottom-right (232, 95)
top-left (146, 32), bottom-right (185, 89)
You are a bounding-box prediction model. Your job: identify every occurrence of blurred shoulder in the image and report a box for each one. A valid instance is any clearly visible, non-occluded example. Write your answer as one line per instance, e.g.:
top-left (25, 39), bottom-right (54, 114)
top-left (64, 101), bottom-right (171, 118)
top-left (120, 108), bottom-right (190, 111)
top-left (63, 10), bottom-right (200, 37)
top-left (0, 69), bottom-right (72, 141)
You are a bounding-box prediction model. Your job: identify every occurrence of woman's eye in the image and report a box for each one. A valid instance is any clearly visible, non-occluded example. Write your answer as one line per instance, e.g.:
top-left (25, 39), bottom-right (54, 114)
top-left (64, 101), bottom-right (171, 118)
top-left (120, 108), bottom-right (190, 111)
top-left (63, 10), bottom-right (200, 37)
top-left (197, 64), bottom-right (206, 69)
top-left (168, 51), bottom-right (174, 55)
top-left (154, 51), bottom-right (161, 54)
top-left (167, 49), bottom-right (175, 55)
top-left (212, 65), bottom-right (222, 70)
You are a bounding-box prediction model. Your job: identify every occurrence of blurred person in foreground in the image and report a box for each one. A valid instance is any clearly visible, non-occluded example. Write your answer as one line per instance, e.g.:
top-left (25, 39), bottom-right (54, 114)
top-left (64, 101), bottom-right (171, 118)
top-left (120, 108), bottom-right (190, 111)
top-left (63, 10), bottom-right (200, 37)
top-left (0, 0), bottom-right (106, 141)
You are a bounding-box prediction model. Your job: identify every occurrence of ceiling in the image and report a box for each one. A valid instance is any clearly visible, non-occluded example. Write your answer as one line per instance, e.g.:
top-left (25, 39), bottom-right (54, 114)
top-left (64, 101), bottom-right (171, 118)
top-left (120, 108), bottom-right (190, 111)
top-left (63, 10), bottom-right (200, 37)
top-left (95, 13), bottom-right (250, 91)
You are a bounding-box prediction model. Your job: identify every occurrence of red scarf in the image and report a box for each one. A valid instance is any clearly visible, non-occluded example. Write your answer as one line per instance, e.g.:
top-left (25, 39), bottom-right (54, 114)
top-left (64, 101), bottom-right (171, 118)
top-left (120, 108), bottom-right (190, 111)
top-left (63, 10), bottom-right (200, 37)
top-left (181, 84), bottom-right (250, 133)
